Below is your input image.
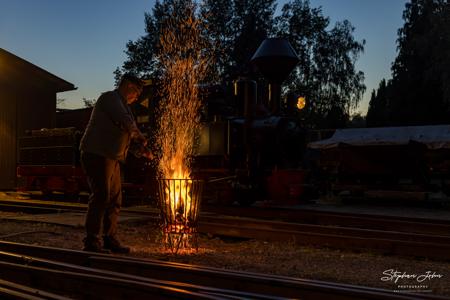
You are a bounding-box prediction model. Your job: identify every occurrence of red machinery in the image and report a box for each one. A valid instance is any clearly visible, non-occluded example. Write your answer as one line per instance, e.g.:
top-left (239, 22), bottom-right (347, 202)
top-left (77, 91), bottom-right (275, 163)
top-left (16, 127), bottom-right (88, 196)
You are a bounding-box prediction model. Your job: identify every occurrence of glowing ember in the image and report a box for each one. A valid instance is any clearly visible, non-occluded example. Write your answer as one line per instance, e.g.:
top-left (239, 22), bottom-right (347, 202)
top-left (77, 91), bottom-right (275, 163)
top-left (297, 96), bottom-right (306, 110)
top-left (155, 1), bottom-right (208, 253)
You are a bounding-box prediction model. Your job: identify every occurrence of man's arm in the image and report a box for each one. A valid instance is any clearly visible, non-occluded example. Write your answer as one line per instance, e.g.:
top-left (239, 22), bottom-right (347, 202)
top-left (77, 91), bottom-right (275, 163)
top-left (128, 141), bottom-right (154, 160)
top-left (98, 92), bottom-right (146, 142)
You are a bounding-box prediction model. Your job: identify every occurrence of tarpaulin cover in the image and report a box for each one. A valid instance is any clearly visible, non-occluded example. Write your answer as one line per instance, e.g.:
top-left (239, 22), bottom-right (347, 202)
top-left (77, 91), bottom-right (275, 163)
top-left (308, 125), bottom-right (450, 150)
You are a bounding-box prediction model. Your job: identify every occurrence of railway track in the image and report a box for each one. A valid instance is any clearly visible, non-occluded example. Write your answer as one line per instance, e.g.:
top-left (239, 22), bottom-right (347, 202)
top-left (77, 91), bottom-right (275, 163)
top-left (1, 198), bottom-right (450, 260)
top-left (201, 204), bottom-right (450, 236)
top-left (2, 197), bottom-right (450, 235)
top-left (2, 197), bottom-right (450, 232)
top-left (0, 240), bottom-right (446, 300)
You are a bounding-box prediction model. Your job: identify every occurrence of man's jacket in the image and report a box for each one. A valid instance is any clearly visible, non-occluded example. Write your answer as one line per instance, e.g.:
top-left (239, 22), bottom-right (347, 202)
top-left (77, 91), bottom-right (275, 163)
top-left (80, 90), bottom-right (145, 162)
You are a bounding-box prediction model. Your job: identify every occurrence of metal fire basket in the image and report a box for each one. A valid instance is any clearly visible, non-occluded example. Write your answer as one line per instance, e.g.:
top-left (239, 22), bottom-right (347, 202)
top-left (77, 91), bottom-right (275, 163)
top-left (157, 178), bottom-right (204, 253)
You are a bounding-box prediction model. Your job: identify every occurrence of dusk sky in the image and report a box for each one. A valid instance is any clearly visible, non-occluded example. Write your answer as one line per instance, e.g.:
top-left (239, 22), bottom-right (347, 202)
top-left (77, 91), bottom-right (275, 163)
top-left (0, 0), bottom-right (408, 115)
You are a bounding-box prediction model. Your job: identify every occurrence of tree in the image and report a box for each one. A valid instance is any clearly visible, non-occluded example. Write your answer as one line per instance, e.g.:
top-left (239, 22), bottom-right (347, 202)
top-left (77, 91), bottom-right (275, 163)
top-left (117, 0), bottom-right (365, 129)
top-left (348, 113), bottom-right (366, 128)
top-left (229, 0), bottom-right (276, 78)
top-left (275, 0), bottom-right (366, 128)
top-left (82, 98), bottom-right (96, 108)
top-left (199, 0), bottom-right (234, 82)
top-left (366, 79), bottom-right (391, 127)
top-left (114, 0), bottom-right (177, 81)
top-left (198, 0), bottom-right (277, 90)
top-left (369, 0), bottom-right (450, 126)
top-left (56, 98), bottom-right (65, 109)
top-left (117, 0), bottom-right (276, 82)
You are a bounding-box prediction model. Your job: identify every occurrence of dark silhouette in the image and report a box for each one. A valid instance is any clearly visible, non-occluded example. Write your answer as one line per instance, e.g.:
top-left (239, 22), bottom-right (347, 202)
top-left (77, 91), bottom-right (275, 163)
top-left (368, 0), bottom-right (450, 126)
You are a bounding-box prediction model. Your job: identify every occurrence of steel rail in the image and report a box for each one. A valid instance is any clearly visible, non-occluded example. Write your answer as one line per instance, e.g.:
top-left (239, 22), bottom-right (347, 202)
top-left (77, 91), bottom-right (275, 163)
top-left (89, 256), bottom-right (441, 300)
top-left (0, 260), bottom-right (223, 300)
top-left (0, 241), bottom-right (446, 300)
top-left (0, 198), bottom-right (87, 212)
top-left (200, 204), bottom-right (450, 236)
top-left (3, 195), bottom-right (450, 236)
top-left (0, 278), bottom-right (73, 300)
top-left (0, 203), bottom-right (76, 215)
top-left (0, 250), bottom-right (280, 300)
top-left (2, 197), bottom-right (450, 236)
top-left (0, 287), bottom-right (52, 300)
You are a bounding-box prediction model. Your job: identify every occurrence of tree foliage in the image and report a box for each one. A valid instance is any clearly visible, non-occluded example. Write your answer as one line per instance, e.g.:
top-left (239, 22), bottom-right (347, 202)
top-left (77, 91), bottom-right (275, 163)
top-left (82, 98), bottom-right (96, 108)
top-left (116, 0), bottom-right (365, 128)
top-left (114, 0), bottom-right (185, 81)
top-left (275, 0), bottom-right (365, 128)
top-left (56, 98), bottom-right (65, 109)
top-left (230, 0), bottom-right (277, 77)
top-left (366, 79), bottom-right (390, 126)
top-left (199, 0), bottom-right (234, 81)
top-left (198, 0), bottom-right (277, 81)
top-left (368, 0), bottom-right (450, 126)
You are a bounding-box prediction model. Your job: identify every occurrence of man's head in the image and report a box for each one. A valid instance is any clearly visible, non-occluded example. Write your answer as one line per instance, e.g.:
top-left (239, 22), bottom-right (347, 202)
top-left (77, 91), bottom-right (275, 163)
top-left (118, 73), bottom-right (143, 104)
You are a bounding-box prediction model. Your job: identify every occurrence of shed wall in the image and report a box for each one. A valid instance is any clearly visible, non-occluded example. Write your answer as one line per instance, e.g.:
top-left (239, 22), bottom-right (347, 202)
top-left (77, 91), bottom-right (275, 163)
top-left (0, 82), bottom-right (17, 189)
top-left (0, 49), bottom-right (72, 189)
top-left (0, 82), bottom-right (56, 189)
top-left (17, 86), bottom-right (56, 135)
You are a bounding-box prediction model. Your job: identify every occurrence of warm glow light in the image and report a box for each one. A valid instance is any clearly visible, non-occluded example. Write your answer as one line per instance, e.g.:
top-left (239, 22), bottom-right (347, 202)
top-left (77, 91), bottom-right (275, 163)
top-left (159, 178), bottom-right (202, 253)
top-left (297, 96), bottom-right (306, 110)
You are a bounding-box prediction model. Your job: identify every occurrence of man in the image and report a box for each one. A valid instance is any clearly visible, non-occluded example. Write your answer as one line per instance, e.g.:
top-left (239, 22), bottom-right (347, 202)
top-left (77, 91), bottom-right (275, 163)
top-left (80, 73), bottom-right (153, 253)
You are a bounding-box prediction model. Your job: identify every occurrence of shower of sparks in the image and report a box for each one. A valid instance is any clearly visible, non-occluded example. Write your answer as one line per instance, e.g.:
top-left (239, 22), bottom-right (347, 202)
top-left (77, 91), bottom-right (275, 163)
top-left (156, 0), bottom-right (208, 181)
top-left (155, 0), bottom-right (208, 253)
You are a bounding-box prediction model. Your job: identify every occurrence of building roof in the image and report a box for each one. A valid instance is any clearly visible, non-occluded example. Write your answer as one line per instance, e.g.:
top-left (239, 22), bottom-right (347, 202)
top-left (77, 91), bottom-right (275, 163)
top-left (0, 48), bottom-right (77, 93)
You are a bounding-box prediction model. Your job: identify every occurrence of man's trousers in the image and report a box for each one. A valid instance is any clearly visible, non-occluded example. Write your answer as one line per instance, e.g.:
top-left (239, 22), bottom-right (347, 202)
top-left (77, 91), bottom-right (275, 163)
top-left (81, 152), bottom-right (122, 238)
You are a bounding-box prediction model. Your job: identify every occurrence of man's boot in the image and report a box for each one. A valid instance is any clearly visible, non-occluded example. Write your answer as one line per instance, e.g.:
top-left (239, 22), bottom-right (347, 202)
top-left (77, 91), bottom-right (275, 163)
top-left (83, 235), bottom-right (110, 253)
top-left (103, 235), bottom-right (130, 254)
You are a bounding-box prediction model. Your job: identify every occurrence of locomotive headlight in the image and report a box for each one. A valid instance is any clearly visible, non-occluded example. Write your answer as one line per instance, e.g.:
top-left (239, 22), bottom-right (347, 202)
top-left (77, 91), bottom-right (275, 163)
top-left (296, 96), bottom-right (306, 110)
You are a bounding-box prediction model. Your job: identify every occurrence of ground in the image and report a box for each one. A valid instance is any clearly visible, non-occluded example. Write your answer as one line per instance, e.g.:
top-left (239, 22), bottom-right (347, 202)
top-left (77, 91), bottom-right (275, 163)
top-left (0, 213), bottom-right (448, 297)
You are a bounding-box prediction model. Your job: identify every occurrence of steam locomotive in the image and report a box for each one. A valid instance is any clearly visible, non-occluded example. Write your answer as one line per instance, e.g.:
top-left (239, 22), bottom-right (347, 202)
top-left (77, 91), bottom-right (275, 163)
top-left (190, 38), bottom-right (308, 205)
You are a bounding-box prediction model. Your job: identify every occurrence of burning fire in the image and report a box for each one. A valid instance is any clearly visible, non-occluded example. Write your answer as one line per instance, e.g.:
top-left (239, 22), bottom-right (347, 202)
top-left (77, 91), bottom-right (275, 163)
top-left (159, 177), bottom-right (201, 252)
top-left (155, 1), bottom-right (208, 253)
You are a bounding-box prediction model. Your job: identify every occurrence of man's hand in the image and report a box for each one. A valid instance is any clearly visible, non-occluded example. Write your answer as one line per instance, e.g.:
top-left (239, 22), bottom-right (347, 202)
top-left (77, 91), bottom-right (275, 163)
top-left (142, 149), bottom-right (154, 160)
top-left (140, 136), bottom-right (148, 147)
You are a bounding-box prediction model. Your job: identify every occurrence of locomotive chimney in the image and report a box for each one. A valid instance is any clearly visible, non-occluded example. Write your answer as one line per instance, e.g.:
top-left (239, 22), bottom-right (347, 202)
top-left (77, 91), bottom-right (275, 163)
top-left (250, 38), bottom-right (299, 114)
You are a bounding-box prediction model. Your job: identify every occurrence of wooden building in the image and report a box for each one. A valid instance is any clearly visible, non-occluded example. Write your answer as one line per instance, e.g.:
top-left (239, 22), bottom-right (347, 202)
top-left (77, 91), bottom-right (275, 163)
top-left (0, 48), bottom-right (76, 189)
